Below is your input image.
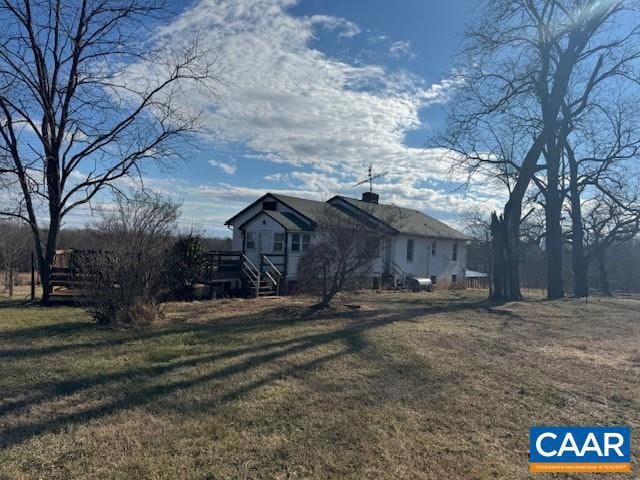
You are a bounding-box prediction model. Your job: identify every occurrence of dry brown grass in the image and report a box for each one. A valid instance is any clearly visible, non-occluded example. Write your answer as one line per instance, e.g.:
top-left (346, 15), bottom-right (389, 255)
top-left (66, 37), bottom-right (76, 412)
top-left (0, 271), bottom-right (36, 287)
top-left (0, 291), bottom-right (639, 479)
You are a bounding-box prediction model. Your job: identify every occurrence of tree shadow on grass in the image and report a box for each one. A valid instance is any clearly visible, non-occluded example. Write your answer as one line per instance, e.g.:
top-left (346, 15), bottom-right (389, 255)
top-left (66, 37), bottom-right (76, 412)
top-left (0, 321), bottom-right (94, 341)
top-left (0, 303), bottom-right (367, 360)
top-left (0, 294), bottom-right (494, 450)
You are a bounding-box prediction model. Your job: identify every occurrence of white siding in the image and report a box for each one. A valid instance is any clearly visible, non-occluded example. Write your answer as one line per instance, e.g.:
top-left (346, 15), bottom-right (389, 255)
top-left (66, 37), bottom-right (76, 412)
top-left (391, 235), bottom-right (467, 286)
top-left (227, 194), bottom-right (468, 288)
top-left (241, 213), bottom-right (286, 268)
top-left (228, 195), bottom-right (308, 251)
top-left (231, 208), bottom-right (315, 281)
top-left (286, 232), bottom-right (315, 279)
top-left (231, 228), bottom-right (243, 251)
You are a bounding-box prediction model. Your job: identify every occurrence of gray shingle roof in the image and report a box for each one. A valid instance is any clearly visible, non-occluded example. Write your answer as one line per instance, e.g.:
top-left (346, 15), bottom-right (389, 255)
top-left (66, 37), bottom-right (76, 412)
top-left (264, 210), bottom-right (314, 231)
top-left (269, 193), bottom-right (328, 224)
top-left (332, 196), bottom-right (469, 240)
top-left (228, 192), bottom-right (468, 240)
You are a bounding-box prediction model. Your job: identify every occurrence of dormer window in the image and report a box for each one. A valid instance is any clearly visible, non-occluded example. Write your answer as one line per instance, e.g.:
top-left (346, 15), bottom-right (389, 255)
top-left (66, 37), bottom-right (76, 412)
top-left (263, 201), bottom-right (277, 211)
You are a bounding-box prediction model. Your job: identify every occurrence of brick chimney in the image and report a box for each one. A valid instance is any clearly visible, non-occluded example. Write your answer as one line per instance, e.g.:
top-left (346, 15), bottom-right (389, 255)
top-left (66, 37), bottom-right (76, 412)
top-left (362, 192), bottom-right (379, 204)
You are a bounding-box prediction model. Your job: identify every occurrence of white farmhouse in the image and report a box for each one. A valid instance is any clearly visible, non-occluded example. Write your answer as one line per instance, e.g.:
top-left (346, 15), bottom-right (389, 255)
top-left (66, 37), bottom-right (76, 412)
top-left (223, 191), bottom-right (469, 295)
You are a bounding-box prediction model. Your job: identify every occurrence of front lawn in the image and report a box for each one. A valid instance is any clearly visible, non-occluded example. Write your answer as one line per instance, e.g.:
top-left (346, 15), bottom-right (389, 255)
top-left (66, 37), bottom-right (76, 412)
top-left (1, 291), bottom-right (639, 479)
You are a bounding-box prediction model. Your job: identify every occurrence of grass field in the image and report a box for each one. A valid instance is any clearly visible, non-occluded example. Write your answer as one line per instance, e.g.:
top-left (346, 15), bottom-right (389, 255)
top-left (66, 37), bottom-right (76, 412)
top-left (1, 291), bottom-right (639, 479)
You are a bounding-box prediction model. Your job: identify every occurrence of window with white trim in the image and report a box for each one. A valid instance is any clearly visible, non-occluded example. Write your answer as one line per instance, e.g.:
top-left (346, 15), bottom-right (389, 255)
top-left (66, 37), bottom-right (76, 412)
top-left (291, 233), bottom-right (311, 252)
top-left (246, 232), bottom-right (256, 250)
top-left (407, 239), bottom-right (414, 262)
top-left (273, 233), bottom-right (285, 252)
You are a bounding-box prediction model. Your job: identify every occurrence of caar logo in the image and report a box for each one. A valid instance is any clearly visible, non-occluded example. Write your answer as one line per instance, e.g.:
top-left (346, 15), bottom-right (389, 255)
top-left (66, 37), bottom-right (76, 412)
top-left (530, 426), bottom-right (631, 473)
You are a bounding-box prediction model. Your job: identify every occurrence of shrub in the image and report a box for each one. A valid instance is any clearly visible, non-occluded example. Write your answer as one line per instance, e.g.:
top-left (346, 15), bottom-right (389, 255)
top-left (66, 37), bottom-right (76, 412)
top-left (165, 233), bottom-right (208, 301)
top-left (81, 192), bottom-right (179, 326)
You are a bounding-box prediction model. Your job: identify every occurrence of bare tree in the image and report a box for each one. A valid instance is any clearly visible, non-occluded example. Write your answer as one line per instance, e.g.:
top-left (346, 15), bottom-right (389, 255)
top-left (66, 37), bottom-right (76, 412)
top-left (0, 0), bottom-right (214, 301)
top-left (0, 218), bottom-right (28, 289)
top-left (605, 238), bottom-right (640, 293)
top-left (461, 212), bottom-right (494, 296)
top-left (563, 99), bottom-right (640, 297)
top-left (81, 191), bottom-right (179, 325)
top-left (582, 191), bottom-right (640, 295)
top-left (442, 0), bottom-right (638, 300)
top-left (297, 204), bottom-right (393, 309)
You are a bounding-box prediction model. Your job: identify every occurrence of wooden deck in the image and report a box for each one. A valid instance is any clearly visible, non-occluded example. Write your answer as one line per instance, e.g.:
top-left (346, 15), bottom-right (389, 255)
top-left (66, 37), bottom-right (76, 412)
top-left (46, 249), bottom-right (284, 301)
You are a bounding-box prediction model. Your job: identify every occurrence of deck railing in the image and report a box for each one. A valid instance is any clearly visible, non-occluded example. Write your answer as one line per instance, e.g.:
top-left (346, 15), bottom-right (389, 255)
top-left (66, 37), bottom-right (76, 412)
top-left (204, 251), bottom-right (286, 297)
top-left (205, 251), bottom-right (243, 280)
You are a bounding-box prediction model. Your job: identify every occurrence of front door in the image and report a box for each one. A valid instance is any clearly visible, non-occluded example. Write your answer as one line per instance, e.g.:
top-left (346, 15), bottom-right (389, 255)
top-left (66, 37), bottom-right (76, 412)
top-left (247, 230), bottom-right (271, 269)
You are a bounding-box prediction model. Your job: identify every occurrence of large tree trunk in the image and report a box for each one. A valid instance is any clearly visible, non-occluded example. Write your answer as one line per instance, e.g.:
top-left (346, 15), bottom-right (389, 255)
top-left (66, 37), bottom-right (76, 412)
top-left (490, 205), bottom-right (522, 301)
top-left (40, 205), bottom-right (62, 303)
top-left (544, 136), bottom-right (565, 299)
top-left (571, 227), bottom-right (588, 297)
top-left (545, 189), bottom-right (565, 299)
top-left (490, 135), bottom-right (547, 301)
top-left (567, 146), bottom-right (588, 297)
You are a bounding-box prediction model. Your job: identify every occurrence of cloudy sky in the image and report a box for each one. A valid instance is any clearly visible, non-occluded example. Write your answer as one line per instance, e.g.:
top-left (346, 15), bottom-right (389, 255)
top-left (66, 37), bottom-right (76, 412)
top-left (87, 0), bottom-right (504, 236)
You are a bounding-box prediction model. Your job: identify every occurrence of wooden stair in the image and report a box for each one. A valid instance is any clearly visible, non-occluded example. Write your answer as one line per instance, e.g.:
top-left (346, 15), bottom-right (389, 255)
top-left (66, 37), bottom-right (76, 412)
top-left (385, 261), bottom-right (410, 291)
top-left (255, 278), bottom-right (276, 297)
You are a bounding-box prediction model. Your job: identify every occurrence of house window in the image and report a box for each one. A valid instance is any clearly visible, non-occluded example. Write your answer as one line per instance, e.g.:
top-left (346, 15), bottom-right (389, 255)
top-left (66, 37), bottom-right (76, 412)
top-left (273, 233), bottom-right (285, 252)
top-left (406, 239), bottom-right (414, 262)
top-left (246, 232), bottom-right (256, 250)
top-left (291, 233), bottom-right (311, 252)
top-left (263, 201), bottom-right (277, 211)
top-left (432, 241), bottom-right (436, 256)
top-left (452, 274), bottom-right (457, 284)
top-left (430, 275), bottom-right (437, 285)
top-left (452, 243), bottom-right (458, 261)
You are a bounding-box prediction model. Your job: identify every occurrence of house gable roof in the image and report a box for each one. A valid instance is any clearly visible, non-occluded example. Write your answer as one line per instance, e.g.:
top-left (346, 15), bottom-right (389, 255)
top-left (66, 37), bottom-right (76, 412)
top-left (238, 209), bottom-right (313, 232)
top-left (226, 192), bottom-right (468, 240)
top-left (267, 194), bottom-right (327, 225)
top-left (329, 195), bottom-right (469, 240)
top-left (224, 193), bottom-right (320, 227)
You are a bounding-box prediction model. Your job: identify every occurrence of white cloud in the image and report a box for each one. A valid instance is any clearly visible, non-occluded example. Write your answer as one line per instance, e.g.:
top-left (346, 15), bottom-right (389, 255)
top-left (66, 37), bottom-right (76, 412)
top-left (112, 0), bottom-right (500, 233)
top-left (309, 15), bottom-right (361, 38)
top-left (146, 0), bottom-right (461, 183)
top-left (389, 40), bottom-right (412, 58)
top-left (208, 159), bottom-right (237, 175)
top-left (263, 173), bottom-right (290, 182)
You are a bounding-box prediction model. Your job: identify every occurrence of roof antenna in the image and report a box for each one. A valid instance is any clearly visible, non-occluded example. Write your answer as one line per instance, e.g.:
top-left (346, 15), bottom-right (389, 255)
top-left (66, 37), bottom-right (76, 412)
top-left (353, 164), bottom-right (389, 192)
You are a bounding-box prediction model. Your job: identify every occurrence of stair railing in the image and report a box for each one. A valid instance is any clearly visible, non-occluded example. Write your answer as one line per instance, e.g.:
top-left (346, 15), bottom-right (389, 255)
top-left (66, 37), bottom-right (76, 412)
top-left (241, 254), bottom-right (261, 297)
top-left (260, 254), bottom-right (282, 295)
top-left (391, 260), bottom-right (409, 288)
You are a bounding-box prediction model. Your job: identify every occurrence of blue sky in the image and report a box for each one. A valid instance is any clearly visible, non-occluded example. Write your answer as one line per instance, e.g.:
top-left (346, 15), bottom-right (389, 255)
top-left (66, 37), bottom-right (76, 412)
top-left (71, 0), bottom-right (503, 236)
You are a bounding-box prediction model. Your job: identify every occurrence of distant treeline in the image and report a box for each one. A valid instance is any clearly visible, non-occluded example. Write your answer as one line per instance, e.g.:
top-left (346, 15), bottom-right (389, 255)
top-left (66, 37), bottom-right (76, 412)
top-left (0, 221), bottom-right (232, 275)
top-left (467, 238), bottom-right (640, 295)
